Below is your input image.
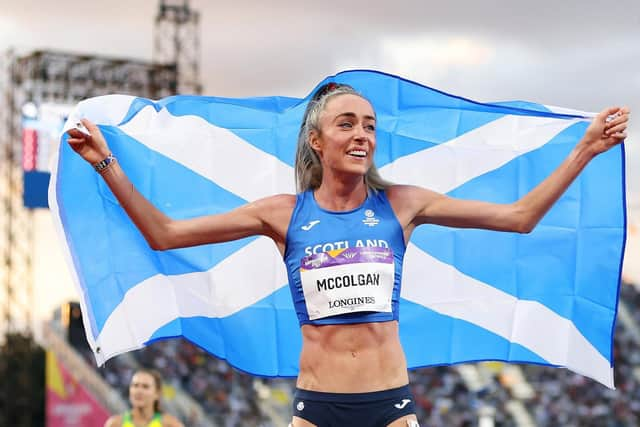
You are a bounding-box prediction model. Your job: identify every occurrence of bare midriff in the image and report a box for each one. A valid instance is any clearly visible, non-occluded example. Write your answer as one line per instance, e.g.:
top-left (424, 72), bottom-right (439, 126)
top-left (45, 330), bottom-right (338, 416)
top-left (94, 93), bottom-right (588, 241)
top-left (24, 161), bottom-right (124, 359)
top-left (296, 320), bottom-right (409, 393)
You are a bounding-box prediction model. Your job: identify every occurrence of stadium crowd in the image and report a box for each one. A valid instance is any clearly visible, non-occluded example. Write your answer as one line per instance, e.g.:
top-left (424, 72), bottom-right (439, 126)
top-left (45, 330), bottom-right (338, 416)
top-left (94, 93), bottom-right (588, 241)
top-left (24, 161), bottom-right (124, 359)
top-left (521, 283), bottom-right (640, 427)
top-left (409, 366), bottom-right (517, 427)
top-left (62, 281), bottom-right (640, 426)
top-left (96, 339), bottom-right (270, 426)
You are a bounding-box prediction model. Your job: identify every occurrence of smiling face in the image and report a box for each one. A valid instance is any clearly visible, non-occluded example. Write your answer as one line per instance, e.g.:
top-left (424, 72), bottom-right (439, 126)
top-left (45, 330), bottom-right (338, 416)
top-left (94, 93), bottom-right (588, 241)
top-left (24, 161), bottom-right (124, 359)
top-left (129, 371), bottom-right (160, 411)
top-left (309, 93), bottom-right (377, 181)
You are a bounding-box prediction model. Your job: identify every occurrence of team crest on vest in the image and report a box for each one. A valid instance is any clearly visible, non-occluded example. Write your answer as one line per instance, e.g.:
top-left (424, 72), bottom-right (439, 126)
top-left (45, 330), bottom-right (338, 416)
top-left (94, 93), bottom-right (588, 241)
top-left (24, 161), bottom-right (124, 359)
top-left (362, 209), bottom-right (380, 227)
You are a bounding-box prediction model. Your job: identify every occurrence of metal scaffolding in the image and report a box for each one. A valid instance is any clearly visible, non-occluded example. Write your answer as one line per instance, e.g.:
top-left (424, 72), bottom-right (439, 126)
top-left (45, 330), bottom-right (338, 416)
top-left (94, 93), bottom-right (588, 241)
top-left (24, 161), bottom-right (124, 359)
top-left (0, 0), bottom-right (203, 341)
top-left (155, 0), bottom-right (202, 95)
top-left (0, 50), bottom-right (30, 338)
top-left (0, 4), bottom-right (200, 424)
top-left (0, 50), bottom-right (181, 340)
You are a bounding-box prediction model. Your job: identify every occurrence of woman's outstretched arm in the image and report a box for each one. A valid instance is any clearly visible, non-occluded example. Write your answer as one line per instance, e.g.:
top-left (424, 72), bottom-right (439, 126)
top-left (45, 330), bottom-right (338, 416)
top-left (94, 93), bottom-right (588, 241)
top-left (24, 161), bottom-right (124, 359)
top-left (389, 106), bottom-right (630, 235)
top-left (67, 119), bottom-right (294, 251)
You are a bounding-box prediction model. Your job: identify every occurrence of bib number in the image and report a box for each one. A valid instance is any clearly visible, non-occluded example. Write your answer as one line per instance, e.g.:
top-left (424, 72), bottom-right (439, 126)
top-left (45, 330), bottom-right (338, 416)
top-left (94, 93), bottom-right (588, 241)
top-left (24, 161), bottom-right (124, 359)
top-left (300, 247), bottom-right (395, 320)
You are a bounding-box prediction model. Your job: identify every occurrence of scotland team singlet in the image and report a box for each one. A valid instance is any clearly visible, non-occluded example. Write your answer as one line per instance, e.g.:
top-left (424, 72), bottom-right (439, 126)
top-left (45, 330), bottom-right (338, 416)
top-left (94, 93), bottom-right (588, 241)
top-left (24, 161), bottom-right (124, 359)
top-left (284, 190), bottom-right (406, 325)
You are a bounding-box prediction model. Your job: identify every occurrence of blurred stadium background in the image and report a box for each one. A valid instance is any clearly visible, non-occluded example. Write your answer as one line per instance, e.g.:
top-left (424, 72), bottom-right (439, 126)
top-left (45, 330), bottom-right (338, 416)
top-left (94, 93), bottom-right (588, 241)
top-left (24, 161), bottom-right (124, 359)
top-left (1, 1), bottom-right (639, 426)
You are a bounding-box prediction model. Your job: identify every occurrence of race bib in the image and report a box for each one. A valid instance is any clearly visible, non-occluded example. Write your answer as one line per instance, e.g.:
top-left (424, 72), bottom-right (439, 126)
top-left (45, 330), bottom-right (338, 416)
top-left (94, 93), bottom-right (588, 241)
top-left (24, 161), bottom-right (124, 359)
top-left (300, 247), bottom-right (395, 320)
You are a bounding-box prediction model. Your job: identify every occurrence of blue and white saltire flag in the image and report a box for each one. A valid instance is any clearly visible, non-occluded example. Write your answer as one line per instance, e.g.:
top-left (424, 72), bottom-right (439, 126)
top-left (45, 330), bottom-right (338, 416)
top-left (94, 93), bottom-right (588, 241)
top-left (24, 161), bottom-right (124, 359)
top-left (49, 70), bottom-right (626, 388)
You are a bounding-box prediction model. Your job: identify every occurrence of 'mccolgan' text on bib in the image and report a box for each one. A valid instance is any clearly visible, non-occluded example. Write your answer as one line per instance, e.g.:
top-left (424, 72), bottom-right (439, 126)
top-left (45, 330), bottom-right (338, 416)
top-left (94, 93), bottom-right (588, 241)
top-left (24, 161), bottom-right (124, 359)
top-left (300, 246), bottom-right (395, 320)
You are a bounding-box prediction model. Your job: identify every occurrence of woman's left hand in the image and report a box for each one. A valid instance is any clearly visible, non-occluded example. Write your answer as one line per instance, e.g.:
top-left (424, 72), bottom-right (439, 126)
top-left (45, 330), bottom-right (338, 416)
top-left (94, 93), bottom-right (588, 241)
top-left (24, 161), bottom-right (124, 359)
top-left (581, 106), bottom-right (630, 156)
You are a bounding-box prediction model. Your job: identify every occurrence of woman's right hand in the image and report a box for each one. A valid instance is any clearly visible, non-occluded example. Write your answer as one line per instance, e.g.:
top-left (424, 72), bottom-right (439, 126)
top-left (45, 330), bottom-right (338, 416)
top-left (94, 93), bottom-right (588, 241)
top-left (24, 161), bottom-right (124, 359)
top-left (66, 118), bottom-right (112, 165)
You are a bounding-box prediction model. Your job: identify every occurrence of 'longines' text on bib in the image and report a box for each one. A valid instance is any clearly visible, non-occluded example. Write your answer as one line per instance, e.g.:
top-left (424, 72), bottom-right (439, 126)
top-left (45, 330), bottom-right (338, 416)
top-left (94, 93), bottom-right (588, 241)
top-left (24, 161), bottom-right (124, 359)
top-left (300, 247), bottom-right (394, 320)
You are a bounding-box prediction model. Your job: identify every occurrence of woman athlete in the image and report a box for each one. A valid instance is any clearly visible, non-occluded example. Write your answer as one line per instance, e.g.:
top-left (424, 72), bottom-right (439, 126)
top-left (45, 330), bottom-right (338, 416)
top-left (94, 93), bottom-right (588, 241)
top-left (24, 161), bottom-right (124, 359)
top-left (104, 368), bottom-right (183, 427)
top-left (70, 83), bottom-right (629, 427)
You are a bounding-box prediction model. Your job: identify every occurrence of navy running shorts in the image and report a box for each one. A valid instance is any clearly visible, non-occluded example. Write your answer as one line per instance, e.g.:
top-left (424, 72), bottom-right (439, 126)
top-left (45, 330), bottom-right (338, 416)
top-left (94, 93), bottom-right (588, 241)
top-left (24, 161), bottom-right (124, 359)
top-left (292, 384), bottom-right (417, 427)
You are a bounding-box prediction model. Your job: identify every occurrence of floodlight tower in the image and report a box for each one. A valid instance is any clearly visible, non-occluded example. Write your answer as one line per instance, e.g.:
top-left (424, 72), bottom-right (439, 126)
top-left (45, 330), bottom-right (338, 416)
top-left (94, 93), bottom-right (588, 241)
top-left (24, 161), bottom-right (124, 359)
top-left (0, 50), bottom-right (179, 343)
top-left (0, 50), bottom-right (33, 339)
top-left (154, 0), bottom-right (202, 95)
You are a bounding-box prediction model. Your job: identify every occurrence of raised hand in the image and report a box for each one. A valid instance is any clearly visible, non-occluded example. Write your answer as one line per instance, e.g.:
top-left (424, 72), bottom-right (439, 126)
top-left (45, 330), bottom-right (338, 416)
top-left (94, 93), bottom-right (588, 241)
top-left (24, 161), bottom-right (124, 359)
top-left (66, 119), bottom-right (111, 165)
top-left (580, 106), bottom-right (630, 156)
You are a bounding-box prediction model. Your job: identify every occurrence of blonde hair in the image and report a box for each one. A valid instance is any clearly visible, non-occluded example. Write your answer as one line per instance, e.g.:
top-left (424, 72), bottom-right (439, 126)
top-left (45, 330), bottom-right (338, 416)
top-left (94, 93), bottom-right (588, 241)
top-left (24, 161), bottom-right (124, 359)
top-left (294, 83), bottom-right (392, 193)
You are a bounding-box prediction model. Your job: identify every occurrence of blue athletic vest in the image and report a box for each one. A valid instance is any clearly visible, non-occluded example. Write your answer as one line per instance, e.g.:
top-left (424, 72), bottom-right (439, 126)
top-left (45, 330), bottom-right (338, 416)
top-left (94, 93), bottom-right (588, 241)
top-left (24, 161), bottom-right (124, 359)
top-left (284, 190), bottom-right (406, 325)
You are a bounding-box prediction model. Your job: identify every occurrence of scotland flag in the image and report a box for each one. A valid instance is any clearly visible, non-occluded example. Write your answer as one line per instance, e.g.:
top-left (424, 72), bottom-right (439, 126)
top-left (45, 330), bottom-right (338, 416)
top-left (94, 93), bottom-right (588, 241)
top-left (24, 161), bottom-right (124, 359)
top-left (49, 70), bottom-right (625, 388)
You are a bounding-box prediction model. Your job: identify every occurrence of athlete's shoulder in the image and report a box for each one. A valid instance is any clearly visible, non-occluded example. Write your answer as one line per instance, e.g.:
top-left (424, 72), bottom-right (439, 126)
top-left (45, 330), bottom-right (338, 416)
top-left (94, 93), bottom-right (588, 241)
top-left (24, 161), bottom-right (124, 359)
top-left (385, 184), bottom-right (422, 197)
top-left (103, 414), bottom-right (123, 427)
top-left (384, 184), bottom-right (441, 225)
top-left (253, 194), bottom-right (297, 221)
top-left (247, 194), bottom-right (297, 243)
top-left (385, 184), bottom-right (419, 208)
top-left (252, 193), bottom-right (297, 210)
top-left (269, 193), bottom-right (298, 205)
top-left (386, 184), bottom-right (437, 205)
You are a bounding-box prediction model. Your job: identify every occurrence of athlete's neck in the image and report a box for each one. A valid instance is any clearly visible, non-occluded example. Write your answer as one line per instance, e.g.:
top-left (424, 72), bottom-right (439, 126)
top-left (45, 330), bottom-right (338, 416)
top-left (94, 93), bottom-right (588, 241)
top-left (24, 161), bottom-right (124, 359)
top-left (131, 405), bottom-right (155, 424)
top-left (314, 178), bottom-right (367, 211)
